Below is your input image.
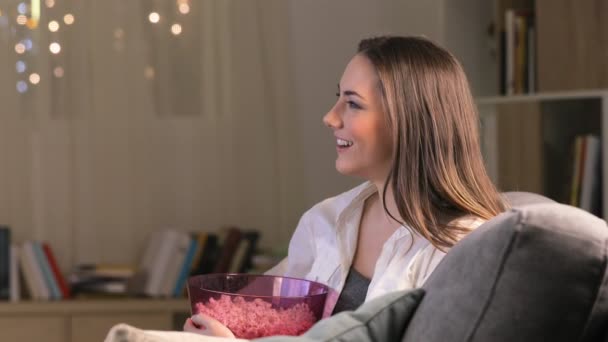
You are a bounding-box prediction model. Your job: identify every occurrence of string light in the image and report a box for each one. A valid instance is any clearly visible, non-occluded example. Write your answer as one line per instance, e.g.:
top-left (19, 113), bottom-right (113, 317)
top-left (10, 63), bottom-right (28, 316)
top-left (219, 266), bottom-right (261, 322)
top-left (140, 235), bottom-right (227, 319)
top-left (27, 0), bottom-right (40, 29)
top-left (144, 66), bottom-right (155, 80)
top-left (178, 3), bottom-right (190, 14)
top-left (49, 42), bottom-right (61, 54)
top-left (63, 13), bottom-right (74, 25)
top-left (23, 39), bottom-right (33, 50)
top-left (17, 2), bottom-right (28, 14)
top-left (16, 81), bottom-right (28, 93)
top-left (44, 0), bottom-right (54, 8)
top-left (114, 28), bottom-right (124, 39)
top-left (48, 20), bottom-right (59, 32)
top-left (16, 61), bottom-right (26, 73)
top-left (26, 18), bottom-right (38, 29)
top-left (29, 73), bottom-right (40, 84)
top-left (148, 12), bottom-right (160, 23)
top-left (16, 15), bottom-right (27, 25)
top-left (53, 66), bottom-right (64, 78)
top-left (171, 23), bottom-right (182, 35)
top-left (14, 43), bottom-right (26, 54)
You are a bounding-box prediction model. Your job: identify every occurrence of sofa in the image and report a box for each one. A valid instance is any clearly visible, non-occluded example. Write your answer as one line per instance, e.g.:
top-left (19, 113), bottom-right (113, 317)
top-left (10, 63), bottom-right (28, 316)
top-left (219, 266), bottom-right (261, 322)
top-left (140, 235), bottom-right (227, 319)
top-left (105, 192), bottom-right (608, 341)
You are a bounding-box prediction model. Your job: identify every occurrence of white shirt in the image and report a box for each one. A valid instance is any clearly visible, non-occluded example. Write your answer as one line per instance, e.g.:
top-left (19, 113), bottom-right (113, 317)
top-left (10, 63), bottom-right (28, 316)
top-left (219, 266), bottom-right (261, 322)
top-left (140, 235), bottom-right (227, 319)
top-left (267, 182), bottom-right (484, 315)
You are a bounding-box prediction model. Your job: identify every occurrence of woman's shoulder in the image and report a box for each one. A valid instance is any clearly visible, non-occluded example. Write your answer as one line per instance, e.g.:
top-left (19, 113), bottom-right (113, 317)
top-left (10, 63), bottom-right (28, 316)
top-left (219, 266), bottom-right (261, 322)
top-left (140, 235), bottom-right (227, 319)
top-left (302, 182), bottom-right (375, 223)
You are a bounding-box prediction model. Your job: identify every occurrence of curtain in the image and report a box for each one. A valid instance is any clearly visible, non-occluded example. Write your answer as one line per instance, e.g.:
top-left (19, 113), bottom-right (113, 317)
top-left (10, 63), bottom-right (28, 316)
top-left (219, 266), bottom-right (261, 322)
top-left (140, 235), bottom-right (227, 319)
top-left (0, 0), bottom-right (304, 271)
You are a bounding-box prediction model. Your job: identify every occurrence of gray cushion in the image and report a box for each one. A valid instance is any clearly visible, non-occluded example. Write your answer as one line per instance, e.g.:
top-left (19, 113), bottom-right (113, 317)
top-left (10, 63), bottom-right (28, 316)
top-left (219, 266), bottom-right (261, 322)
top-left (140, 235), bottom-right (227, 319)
top-left (501, 191), bottom-right (555, 207)
top-left (402, 203), bottom-right (608, 342)
top-left (255, 288), bottom-right (424, 342)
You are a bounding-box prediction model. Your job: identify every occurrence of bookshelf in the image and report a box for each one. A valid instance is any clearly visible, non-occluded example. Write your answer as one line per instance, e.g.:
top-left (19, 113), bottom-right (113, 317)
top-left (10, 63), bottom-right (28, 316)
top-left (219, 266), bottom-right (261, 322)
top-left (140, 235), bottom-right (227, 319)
top-left (479, 0), bottom-right (608, 217)
top-left (495, 0), bottom-right (608, 95)
top-left (0, 298), bottom-right (189, 342)
top-left (477, 90), bottom-right (608, 217)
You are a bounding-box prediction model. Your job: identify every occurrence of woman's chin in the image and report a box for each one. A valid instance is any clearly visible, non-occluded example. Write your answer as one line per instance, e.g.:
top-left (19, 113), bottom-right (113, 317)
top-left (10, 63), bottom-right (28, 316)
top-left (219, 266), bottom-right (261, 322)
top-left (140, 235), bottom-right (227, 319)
top-left (335, 162), bottom-right (361, 177)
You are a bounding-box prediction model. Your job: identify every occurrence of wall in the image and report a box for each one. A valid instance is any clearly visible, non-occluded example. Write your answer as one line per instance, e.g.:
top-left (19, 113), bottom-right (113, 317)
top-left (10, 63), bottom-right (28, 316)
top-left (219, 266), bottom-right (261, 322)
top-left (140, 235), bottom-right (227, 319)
top-left (287, 0), bottom-right (446, 208)
top-left (0, 0), bottom-right (493, 272)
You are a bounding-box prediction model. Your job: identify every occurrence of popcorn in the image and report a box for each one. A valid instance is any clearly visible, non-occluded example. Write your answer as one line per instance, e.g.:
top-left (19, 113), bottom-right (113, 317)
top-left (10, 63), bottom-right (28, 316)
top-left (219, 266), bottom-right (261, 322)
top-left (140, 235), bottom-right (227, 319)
top-left (195, 295), bottom-right (317, 338)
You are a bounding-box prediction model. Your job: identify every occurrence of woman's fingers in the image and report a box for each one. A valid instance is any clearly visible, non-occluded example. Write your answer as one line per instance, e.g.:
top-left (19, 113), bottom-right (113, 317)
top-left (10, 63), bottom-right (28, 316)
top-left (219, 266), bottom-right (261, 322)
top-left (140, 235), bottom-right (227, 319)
top-left (190, 314), bottom-right (235, 338)
top-left (183, 318), bottom-right (205, 333)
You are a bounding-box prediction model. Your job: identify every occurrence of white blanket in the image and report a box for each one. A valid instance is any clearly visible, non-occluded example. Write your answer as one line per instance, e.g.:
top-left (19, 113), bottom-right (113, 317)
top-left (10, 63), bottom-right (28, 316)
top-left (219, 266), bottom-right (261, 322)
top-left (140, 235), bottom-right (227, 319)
top-left (104, 324), bottom-right (250, 342)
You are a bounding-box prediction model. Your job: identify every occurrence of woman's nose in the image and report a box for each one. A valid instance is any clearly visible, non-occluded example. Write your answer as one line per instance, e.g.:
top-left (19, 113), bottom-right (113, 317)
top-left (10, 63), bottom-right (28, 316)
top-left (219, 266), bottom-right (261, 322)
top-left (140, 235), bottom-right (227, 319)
top-left (323, 103), bottom-right (342, 129)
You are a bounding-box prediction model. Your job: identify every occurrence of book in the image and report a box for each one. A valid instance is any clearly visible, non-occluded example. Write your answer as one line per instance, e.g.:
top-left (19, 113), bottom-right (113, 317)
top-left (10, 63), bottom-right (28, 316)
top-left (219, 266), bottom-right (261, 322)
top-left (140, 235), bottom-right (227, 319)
top-left (73, 264), bottom-right (135, 279)
top-left (9, 244), bottom-right (19, 302)
top-left (191, 233), bottom-right (219, 275)
top-left (21, 241), bottom-right (50, 300)
top-left (228, 237), bottom-right (250, 274)
top-left (505, 9), bottom-right (515, 95)
top-left (42, 243), bottom-right (71, 299)
top-left (188, 232), bottom-right (208, 275)
top-left (172, 235), bottom-right (199, 297)
top-left (233, 230), bottom-right (260, 273)
top-left (213, 227), bottom-right (242, 273)
top-left (32, 241), bottom-right (62, 300)
top-left (580, 135), bottom-right (602, 216)
top-left (570, 136), bottom-right (584, 206)
top-left (136, 231), bottom-right (163, 296)
top-left (159, 231), bottom-right (191, 297)
top-left (0, 226), bottom-right (10, 300)
top-left (144, 230), bottom-right (181, 297)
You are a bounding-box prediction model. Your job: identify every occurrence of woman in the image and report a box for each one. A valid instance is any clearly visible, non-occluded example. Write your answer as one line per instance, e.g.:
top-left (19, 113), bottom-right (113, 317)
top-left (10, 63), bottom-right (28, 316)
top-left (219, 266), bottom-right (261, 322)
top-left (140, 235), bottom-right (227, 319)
top-left (185, 35), bottom-right (506, 336)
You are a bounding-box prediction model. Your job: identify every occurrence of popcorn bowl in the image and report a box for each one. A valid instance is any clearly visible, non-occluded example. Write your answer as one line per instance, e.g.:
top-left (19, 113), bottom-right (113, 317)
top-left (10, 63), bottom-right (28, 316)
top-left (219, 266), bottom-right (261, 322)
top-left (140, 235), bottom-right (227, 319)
top-left (187, 273), bottom-right (329, 339)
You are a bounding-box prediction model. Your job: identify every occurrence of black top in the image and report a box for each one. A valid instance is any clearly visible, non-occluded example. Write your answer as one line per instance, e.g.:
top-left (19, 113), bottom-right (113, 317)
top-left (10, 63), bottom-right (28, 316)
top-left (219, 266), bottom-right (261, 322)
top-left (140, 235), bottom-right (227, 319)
top-left (332, 267), bottom-right (371, 314)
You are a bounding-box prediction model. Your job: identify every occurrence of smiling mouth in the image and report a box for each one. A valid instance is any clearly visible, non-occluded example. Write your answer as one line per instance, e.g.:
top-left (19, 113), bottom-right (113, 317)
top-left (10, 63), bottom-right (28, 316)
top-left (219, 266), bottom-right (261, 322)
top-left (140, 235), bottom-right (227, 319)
top-left (337, 138), bottom-right (353, 147)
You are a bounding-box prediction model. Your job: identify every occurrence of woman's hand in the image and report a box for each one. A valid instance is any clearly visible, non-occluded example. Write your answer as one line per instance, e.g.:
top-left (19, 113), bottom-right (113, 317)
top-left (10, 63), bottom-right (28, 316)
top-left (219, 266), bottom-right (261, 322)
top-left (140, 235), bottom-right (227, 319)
top-left (183, 313), bottom-right (236, 338)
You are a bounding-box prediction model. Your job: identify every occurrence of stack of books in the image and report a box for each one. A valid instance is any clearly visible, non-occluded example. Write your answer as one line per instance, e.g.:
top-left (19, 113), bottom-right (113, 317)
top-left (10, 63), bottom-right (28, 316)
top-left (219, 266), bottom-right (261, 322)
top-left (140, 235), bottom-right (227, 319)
top-left (501, 8), bottom-right (536, 95)
top-left (570, 134), bottom-right (602, 217)
top-left (68, 264), bottom-right (135, 298)
top-left (6, 237), bottom-right (71, 301)
top-left (134, 227), bottom-right (261, 298)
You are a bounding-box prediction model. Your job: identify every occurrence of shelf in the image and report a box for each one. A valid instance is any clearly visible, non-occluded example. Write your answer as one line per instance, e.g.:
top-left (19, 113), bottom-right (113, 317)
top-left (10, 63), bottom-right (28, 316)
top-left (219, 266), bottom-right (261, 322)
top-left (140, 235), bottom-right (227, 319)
top-left (0, 298), bottom-right (191, 342)
top-left (476, 89), bottom-right (608, 106)
top-left (477, 91), bottom-right (607, 218)
top-left (0, 298), bottom-right (190, 315)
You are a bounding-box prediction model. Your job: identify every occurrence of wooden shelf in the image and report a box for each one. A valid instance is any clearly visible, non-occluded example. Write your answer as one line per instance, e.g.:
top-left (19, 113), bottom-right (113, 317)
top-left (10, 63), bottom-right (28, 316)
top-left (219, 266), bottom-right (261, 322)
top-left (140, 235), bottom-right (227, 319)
top-left (0, 298), bottom-right (190, 342)
top-left (0, 298), bottom-right (190, 315)
top-left (477, 89), bottom-right (608, 105)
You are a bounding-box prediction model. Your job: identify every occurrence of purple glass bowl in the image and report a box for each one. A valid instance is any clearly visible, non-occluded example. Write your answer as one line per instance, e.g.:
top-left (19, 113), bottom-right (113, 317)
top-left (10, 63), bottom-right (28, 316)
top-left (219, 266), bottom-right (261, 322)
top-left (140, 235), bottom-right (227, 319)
top-left (187, 273), bottom-right (329, 338)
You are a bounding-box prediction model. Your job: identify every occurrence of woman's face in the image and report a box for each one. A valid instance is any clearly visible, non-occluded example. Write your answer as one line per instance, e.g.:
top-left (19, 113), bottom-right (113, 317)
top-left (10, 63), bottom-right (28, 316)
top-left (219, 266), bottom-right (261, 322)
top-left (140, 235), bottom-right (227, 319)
top-left (323, 54), bottom-right (393, 182)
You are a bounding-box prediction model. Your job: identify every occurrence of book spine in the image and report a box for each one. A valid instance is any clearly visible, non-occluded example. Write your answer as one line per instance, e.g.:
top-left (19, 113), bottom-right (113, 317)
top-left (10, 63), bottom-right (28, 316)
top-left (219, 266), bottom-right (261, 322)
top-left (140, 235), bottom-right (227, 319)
top-left (160, 232), bottom-right (191, 297)
top-left (188, 233), bottom-right (207, 275)
top-left (505, 9), bottom-right (515, 95)
top-left (195, 234), bottom-right (219, 275)
top-left (9, 244), bottom-right (20, 302)
top-left (32, 241), bottom-right (61, 300)
top-left (580, 135), bottom-right (601, 212)
top-left (144, 231), bottom-right (177, 297)
top-left (22, 241), bottom-right (50, 300)
top-left (0, 226), bottom-right (10, 300)
top-left (570, 136), bottom-right (583, 206)
top-left (213, 227), bottom-right (243, 273)
top-left (42, 243), bottom-right (71, 299)
top-left (172, 236), bottom-right (198, 297)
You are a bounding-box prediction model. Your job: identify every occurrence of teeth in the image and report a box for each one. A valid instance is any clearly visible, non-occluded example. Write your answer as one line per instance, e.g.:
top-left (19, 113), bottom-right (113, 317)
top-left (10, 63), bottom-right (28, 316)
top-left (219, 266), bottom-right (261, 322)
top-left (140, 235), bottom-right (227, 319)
top-left (337, 138), bottom-right (353, 147)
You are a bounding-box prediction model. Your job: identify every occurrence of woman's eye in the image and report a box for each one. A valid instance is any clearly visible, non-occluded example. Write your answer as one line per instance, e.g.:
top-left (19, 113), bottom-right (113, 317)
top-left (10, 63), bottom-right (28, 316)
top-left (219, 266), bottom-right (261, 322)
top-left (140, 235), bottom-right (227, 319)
top-left (347, 101), bottom-right (362, 109)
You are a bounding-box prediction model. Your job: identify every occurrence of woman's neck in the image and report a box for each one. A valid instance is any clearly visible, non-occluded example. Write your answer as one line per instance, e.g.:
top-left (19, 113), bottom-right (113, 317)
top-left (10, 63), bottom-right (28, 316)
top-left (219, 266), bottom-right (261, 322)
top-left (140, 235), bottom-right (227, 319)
top-left (369, 181), bottom-right (403, 230)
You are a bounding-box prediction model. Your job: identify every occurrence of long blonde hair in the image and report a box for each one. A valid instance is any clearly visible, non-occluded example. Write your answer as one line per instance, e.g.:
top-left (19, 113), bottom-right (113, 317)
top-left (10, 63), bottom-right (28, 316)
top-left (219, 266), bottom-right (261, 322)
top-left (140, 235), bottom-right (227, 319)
top-left (358, 36), bottom-right (506, 250)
